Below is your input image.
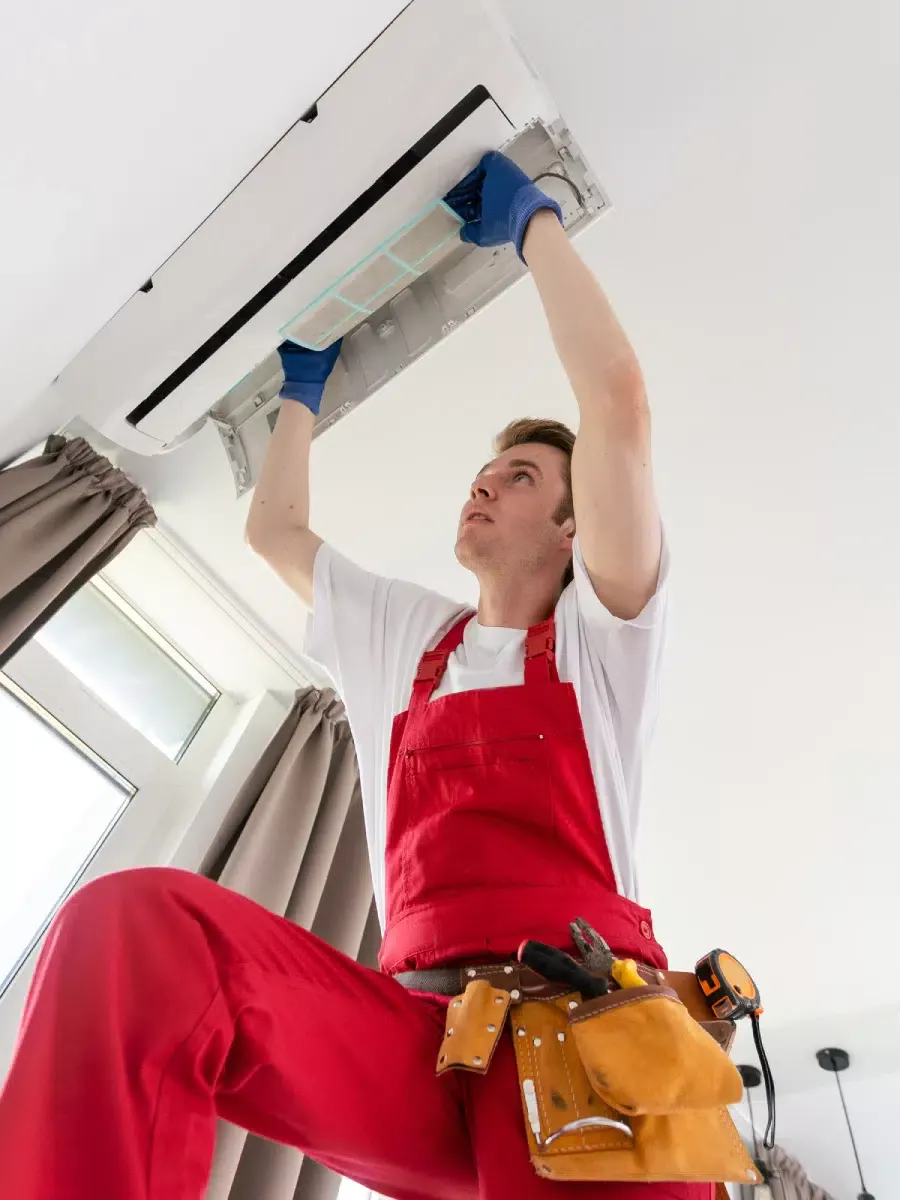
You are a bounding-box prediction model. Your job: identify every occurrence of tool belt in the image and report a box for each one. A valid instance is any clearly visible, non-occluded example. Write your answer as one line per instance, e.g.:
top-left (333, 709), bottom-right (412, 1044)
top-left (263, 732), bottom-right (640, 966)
top-left (396, 955), bottom-right (764, 1187)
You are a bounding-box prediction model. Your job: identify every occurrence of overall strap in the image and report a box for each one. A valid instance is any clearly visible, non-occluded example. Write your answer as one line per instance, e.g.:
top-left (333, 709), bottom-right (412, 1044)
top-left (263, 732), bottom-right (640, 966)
top-left (524, 616), bottom-right (559, 684)
top-left (408, 612), bottom-right (560, 714)
top-left (408, 612), bottom-right (474, 714)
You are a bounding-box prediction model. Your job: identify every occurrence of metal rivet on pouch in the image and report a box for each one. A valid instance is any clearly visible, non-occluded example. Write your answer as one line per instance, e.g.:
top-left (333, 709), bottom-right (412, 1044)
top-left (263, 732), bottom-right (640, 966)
top-left (453, 1000), bottom-right (462, 1007)
top-left (467, 969), bottom-right (477, 978)
top-left (557, 1032), bottom-right (566, 1042)
top-left (510, 989), bottom-right (521, 1000)
top-left (504, 965), bottom-right (514, 974)
top-left (655, 970), bottom-right (665, 984)
top-left (533, 1037), bottom-right (542, 1047)
top-left (568, 1001), bottom-right (578, 1010)
top-left (487, 1024), bottom-right (496, 1033)
top-left (494, 996), bottom-right (504, 1004)
top-left (447, 1028), bottom-right (454, 1036)
top-left (517, 1028), bottom-right (526, 1037)
top-left (473, 1055), bottom-right (483, 1066)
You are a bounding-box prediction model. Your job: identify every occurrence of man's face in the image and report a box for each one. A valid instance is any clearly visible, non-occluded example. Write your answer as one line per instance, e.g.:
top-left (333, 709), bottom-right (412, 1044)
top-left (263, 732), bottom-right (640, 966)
top-left (455, 442), bottom-right (574, 579)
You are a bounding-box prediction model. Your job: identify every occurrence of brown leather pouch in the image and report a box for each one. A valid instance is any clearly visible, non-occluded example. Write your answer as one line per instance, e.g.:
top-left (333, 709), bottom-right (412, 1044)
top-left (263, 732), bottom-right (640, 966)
top-left (568, 987), bottom-right (743, 1115)
top-left (436, 980), bottom-right (511, 1076)
top-left (510, 994), bottom-right (761, 1187)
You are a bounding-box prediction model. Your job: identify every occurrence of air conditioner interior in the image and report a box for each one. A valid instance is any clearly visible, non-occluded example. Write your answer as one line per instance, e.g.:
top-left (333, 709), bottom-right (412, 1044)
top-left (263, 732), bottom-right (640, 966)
top-left (210, 119), bottom-right (607, 497)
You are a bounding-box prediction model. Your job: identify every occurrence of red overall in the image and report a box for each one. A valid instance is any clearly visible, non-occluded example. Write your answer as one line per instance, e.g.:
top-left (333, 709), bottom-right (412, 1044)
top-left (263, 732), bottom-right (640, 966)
top-left (0, 614), bottom-right (711, 1200)
top-left (381, 614), bottom-right (667, 975)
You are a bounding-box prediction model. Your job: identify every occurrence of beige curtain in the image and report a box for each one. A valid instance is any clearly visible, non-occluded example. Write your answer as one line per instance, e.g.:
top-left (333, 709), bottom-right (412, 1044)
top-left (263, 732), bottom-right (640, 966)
top-left (0, 434), bottom-right (155, 665)
top-left (739, 1143), bottom-right (836, 1200)
top-left (199, 686), bottom-right (376, 1200)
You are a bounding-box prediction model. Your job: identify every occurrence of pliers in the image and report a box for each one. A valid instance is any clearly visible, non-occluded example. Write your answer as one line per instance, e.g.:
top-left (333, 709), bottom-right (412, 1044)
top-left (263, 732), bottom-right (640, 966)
top-left (570, 917), bottom-right (646, 989)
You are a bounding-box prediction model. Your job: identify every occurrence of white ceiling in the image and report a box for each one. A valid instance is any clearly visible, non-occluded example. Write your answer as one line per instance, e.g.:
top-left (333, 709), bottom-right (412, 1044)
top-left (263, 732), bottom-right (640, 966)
top-left (0, 0), bottom-right (407, 443)
top-left (3, 0), bottom-right (900, 1104)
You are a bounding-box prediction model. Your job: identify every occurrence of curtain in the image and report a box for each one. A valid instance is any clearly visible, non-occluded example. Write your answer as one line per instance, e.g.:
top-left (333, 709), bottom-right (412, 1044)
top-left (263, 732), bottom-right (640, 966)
top-left (0, 434), bottom-right (155, 665)
top-left (199, 686), bottom-right (375, 1200)
top-left (738, 1142), bottom-right (836, 1200)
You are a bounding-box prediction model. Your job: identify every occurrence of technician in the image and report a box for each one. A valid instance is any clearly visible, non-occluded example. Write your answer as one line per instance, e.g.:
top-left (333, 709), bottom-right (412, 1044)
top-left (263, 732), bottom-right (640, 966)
top-left (0, 153), bottom-right (700, 1199)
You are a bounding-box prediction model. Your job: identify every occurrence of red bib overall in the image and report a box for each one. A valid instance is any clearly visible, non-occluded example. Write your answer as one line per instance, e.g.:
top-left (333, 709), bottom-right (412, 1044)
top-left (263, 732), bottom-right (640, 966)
top-left (0, 612), bottom-right (711, 1199)
top-left (380, 613), bottom-right (666, 974)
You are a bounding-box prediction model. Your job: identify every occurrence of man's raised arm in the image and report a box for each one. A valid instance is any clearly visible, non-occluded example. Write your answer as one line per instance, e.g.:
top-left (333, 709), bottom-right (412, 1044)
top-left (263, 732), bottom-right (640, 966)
top-left (244, 342), bottom-right (340, 607)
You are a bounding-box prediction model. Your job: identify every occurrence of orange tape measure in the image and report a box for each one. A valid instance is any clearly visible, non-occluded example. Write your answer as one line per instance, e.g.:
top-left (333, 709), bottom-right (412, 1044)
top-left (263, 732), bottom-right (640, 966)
top-left (697, 949), bottom-right (775, 1149)
top-left (695, 949), bottom-right (761, 1020)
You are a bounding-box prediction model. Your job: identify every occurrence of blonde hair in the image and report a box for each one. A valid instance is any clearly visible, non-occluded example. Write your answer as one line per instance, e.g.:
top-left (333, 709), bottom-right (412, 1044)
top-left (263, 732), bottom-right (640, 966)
top-left (493, 418), bottom-right (576, 587)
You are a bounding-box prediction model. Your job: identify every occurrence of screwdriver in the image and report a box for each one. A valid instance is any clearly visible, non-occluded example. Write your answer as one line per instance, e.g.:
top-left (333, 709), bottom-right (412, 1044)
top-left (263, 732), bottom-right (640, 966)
top-left (517, 940), bottom-right (609, 999)
top-left (610, 958), bottom-right (646, 989)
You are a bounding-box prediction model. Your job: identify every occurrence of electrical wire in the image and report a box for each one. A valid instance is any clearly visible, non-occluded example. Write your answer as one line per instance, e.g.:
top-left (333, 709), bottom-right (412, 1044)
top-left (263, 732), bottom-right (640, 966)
top-left (832, 1059), bottom-right (870, 1197)
top-left (533, 169), bottom-right (585, 208)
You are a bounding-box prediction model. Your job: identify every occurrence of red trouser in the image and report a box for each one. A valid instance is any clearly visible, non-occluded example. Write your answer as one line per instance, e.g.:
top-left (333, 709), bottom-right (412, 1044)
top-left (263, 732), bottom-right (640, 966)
top-left (0, 868), bottom-right (709, 1200)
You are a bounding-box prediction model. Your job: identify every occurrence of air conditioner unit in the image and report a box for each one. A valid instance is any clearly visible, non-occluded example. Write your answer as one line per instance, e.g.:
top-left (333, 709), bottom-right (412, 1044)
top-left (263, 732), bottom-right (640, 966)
top-left (50, 0), bottom-right (609, 494)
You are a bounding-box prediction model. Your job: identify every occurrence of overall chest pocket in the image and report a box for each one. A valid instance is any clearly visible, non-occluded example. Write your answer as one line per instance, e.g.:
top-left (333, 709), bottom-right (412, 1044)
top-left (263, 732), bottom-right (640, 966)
top-left (400, 734), bottom-right (555, 901)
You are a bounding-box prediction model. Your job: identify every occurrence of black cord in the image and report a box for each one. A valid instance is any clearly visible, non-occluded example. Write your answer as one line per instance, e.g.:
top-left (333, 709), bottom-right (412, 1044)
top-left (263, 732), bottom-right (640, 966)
top-left (751, 1012), bottom-right (777, 1149)
top-left (832, 1060), bottom-right (870, 1196)
top-left (533, 169), bottom-right (584, 208)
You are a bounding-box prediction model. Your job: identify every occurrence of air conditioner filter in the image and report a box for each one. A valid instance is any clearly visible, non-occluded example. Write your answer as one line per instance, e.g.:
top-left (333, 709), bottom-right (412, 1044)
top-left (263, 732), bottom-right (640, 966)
top-left (279, 200), bottom-right (463, 350)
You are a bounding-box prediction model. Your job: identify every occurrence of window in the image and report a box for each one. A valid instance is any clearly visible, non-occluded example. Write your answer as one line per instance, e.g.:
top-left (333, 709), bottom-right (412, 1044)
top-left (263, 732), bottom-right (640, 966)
top-left (33, 578), bottom-right (218, 760)
top-left (1, 570), bottom-right (221, 999)
top-left (338, 1180), bottom-right (378, 1200)
top-left (0, 676), bottom-right (134, 993)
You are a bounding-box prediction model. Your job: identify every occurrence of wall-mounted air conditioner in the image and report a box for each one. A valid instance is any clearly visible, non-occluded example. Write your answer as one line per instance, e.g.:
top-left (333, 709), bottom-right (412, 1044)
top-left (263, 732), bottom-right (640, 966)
top-left (47, 0), bottom-right (609, 494)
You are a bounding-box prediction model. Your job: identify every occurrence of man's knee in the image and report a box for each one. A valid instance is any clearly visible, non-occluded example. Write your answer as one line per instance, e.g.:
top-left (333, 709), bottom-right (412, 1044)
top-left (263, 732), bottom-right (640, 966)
top-left (59, 866), bottom-right (202, 933)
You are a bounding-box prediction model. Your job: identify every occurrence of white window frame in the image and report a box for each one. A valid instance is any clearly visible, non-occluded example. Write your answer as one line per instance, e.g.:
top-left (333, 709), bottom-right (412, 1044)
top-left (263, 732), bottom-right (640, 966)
top-left (3, 639), bottom-right (233, 874)
top-left (0, 523), bottom-right (309, 1075)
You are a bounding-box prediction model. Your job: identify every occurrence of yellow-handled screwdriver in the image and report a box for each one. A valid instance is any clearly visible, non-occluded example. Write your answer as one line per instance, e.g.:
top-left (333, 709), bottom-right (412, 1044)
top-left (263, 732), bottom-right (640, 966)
top-left (610, 958), bottom-right (646, 989)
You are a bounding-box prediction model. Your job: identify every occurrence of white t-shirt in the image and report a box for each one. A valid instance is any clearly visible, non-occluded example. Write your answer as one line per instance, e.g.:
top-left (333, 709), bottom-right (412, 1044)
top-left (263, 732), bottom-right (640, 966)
top-left (303, 536), bottom-right (669, 927)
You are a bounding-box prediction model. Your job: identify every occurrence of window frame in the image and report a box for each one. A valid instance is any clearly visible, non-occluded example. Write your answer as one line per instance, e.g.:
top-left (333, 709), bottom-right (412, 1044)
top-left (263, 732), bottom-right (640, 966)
top-left (0, 638), bottom-right (240, 998)
top-left (0, 524), bottom-right (303, 1075)
top-left (33, 574), bottom-right (220, 762)
top-left (0, 673), bottom-right (137, 995)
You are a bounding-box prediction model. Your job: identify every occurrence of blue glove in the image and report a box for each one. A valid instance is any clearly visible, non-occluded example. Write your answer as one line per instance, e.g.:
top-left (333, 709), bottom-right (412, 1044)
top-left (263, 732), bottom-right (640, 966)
top-left (277, 339), bottom-right (342, 415)
top-left (444, 151), bottom-right (562, 262)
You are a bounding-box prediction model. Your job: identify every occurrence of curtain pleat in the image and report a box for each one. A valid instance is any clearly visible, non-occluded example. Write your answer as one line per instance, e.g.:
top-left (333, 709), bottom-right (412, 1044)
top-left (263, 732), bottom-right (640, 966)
top-left (738, 1141), bottom-right (837, 1200)
top-left (0, 435), bottom-right (155, 665)
top-left (199, 687), bottom-right (374, 1200)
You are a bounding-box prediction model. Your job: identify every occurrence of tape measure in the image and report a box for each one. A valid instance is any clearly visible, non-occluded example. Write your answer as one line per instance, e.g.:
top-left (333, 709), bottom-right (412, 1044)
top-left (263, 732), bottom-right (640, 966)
top-left (695, 949), bottom-right (761, 1020)
top-left (695, 948), bottom-right (775, 1150)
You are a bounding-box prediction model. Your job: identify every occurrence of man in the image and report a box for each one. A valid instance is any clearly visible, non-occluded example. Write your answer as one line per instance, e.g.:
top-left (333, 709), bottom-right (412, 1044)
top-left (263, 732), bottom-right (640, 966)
top-left (0, 153), bottom-right (701, 1198)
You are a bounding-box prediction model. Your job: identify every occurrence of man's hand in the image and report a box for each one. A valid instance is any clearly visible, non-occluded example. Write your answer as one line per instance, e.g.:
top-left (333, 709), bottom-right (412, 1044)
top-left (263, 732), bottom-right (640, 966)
top-left (444, 151), bottom-right (563, 261)
top-left (278, 339), bottom-right (342, 414)
top-left (522, 214), bottom-right (662, 621)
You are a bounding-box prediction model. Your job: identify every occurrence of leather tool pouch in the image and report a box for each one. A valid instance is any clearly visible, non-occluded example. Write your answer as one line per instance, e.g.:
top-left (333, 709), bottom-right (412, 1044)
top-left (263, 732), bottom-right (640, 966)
top-left (436, 980), bottom-right (512, 1076)
top-left (569, 987), bottom-right (741, 1114)
top-left (510, 991), bottom-right (762, 1186)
